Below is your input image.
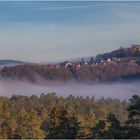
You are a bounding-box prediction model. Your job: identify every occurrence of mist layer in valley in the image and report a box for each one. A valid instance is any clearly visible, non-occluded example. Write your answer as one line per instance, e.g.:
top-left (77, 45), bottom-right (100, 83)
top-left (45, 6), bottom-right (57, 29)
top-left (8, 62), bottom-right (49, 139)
top-left (0, 79), bottom-right (140, 100)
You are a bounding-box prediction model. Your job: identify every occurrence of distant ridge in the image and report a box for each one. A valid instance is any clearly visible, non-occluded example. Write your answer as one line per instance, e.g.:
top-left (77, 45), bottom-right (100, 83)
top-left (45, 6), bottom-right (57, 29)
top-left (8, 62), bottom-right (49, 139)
top-left (0, 60), bottom-right (29, 66)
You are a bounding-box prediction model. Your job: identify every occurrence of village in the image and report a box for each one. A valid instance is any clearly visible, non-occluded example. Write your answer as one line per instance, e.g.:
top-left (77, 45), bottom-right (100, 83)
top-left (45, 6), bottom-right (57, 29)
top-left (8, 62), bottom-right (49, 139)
top-left (1, 45), bottom-right (140, 83)
top-left (1, 45), bottom-right (140, 72)
top-left (45, 44), bottom-right (140, 70)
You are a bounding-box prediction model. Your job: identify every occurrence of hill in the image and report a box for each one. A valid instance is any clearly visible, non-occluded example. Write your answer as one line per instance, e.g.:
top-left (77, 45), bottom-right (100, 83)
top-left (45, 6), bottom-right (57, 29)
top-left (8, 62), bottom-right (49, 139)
top-left (95, 44), bottom-right (140, 61)
top-left (0, 60), bottom-right (28, 67)
top-left (0, 57), bottom-right (140, 83)
top-left (1, 45), bottom-right (140, 83)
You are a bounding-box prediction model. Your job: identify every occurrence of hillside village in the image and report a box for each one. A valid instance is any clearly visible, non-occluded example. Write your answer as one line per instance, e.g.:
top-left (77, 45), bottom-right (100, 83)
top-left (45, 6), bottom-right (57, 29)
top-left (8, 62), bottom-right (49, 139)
top-left (46, 44), bottom-right (140, 69)
top-left (1, 44), bottom-right (140, 70)
top-left (1, 44), bottom-right (140, 82)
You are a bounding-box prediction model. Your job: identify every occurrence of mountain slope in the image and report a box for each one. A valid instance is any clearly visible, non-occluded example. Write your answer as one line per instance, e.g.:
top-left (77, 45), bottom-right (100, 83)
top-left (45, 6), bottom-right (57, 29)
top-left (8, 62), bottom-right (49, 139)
top-left (0, 57), bottom-right (140, 83)
top-left (1, 45), bottom-right (140, 83)
top-left (0, 60), bottom-right (28, 66)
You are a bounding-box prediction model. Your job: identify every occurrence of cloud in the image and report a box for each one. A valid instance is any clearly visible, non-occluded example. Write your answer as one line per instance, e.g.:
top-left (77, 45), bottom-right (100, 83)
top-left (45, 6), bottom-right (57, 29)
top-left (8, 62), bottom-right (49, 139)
top-left (35, 5), bottom-right (94, 11)
top-left (34, 3), bottom-right (134, 11)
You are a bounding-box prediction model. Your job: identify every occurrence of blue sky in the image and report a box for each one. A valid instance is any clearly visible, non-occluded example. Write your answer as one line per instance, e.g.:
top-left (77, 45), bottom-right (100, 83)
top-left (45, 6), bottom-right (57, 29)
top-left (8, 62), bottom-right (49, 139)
top-left (0, 1), bottom-right (140, 62)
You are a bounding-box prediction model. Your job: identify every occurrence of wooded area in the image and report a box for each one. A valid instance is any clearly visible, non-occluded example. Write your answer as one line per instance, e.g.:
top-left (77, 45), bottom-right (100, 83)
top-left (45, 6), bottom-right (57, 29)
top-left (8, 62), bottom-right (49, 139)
top-left (0, 93), bottom-right (139, 139)
top-left (1, 58), bottom-right (140, 83)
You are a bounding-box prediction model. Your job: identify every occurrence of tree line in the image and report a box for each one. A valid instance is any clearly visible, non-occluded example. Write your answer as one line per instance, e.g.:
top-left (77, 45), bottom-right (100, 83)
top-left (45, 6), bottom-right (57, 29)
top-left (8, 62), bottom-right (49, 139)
top-left (0, 93), bottom-right (139, 139)
top-left (1, 58), bottom-right (140, 83)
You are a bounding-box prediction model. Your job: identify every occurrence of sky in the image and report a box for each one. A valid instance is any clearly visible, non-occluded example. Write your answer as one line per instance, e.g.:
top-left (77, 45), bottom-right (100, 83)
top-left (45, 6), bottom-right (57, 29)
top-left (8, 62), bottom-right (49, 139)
top-left (0, 1), bottom-right (140, 63)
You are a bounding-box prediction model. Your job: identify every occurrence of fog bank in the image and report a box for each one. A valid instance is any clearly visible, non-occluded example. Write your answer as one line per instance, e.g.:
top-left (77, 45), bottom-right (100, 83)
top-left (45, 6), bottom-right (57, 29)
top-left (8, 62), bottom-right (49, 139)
top-left (0, 79), bottom-right (140, 100)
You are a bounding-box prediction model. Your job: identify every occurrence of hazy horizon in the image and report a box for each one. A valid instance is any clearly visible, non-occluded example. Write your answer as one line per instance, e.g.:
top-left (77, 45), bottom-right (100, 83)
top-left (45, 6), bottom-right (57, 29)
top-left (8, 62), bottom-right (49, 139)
top-left (0, 1), bottom-right (140, 62)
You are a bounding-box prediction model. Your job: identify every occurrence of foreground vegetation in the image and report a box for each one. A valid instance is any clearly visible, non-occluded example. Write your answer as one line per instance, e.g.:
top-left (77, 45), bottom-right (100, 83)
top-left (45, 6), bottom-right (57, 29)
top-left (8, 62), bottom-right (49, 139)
top-left (0, 93), bottom-right (139, 139)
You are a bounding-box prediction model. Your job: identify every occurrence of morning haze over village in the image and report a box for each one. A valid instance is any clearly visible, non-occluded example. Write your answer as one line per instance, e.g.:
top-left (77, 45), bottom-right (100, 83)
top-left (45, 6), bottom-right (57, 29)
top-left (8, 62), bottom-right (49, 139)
top-left (1, 44), bottom-right (140, 83)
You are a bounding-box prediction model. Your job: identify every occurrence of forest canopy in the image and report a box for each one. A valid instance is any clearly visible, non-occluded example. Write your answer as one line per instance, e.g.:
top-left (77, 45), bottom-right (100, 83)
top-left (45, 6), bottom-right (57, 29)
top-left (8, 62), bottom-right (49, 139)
top-left (0, 93), bottom-right (139, 139)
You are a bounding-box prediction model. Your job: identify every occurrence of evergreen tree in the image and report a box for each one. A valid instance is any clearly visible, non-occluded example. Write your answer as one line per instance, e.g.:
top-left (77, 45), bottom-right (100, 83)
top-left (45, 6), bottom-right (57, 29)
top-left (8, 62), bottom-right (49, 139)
top-left (127, 95), bottom-right (140, 138)
top-left (40, 108), bottom-right (50, 135)
top-left (89, 56), bottom-right (94, 64)
top-left (0, 93), bottom-right (135, 139)
top-left (0, 101), bottom-right (18, 139)
top-left (47, 105), bottom-right (61, 138)
top-left (91, 120), bottom-right (107, 138)
top-left (15, 107), bottom-right (29, 138)
top-left (26, 110), bottom-right (45, 138)
top-left (47, 106), bottom-right (79, 139)
top-left (58, 108), bottom-right (79, 139)
top-left (81, 58), bottom-right (85, 65)
top-left (105, 113), bottom-right (124, 139)
top-left (0, 102), bottom-right (11, 139)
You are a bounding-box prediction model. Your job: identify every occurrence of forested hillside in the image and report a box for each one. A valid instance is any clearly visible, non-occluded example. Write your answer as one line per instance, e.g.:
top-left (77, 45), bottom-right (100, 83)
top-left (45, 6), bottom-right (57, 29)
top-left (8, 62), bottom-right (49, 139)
top-left (1, 46), bottom-right (140, 83)
top-left (0, 93), bottom-right (139, 139)
top-left (0, 60), bottom-right (28, 66)
top-left (0, 57), bottom-right (140, 83)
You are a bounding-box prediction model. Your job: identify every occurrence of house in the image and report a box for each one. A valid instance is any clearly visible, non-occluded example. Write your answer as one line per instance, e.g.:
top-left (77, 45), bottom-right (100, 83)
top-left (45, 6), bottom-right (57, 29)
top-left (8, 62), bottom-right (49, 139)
top-left (117, 58), bottom-right (120, 62)
top-left (59, 61), bottom-right (72, 68)
top-left (101, 59), bottom-right (104, 63)
top-left (132, 45), bottom-right (140, 51)
top-left (59, 61), bottom-right (73, 68)
top-left (56, 65), bottom-right (60, 68)
top-left (107, 58), bottom-right (111, 62)
top-left (74, 63), bottom-right (81, 69)
top-left (84, 62), bottom-right (88, 65)
top-left (65, 62), bottom-right (73, 68)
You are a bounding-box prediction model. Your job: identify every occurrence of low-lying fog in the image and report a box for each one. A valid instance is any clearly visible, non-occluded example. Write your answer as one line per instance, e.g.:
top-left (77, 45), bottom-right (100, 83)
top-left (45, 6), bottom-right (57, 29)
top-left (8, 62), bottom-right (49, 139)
top-left (0, 79), bottom-right (140, 100)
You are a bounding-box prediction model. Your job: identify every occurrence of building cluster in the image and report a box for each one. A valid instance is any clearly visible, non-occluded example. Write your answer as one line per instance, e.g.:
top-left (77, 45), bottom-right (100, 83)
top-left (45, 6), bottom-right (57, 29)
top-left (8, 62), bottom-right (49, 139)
top-left (45, 45), bottom-right (140, 70)
top-left (132, 44), bottom-right (140, 51)
top-left (45, 56), bottom-right (121, 70)
top-left (1, 45), bottom-right (140, 71)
